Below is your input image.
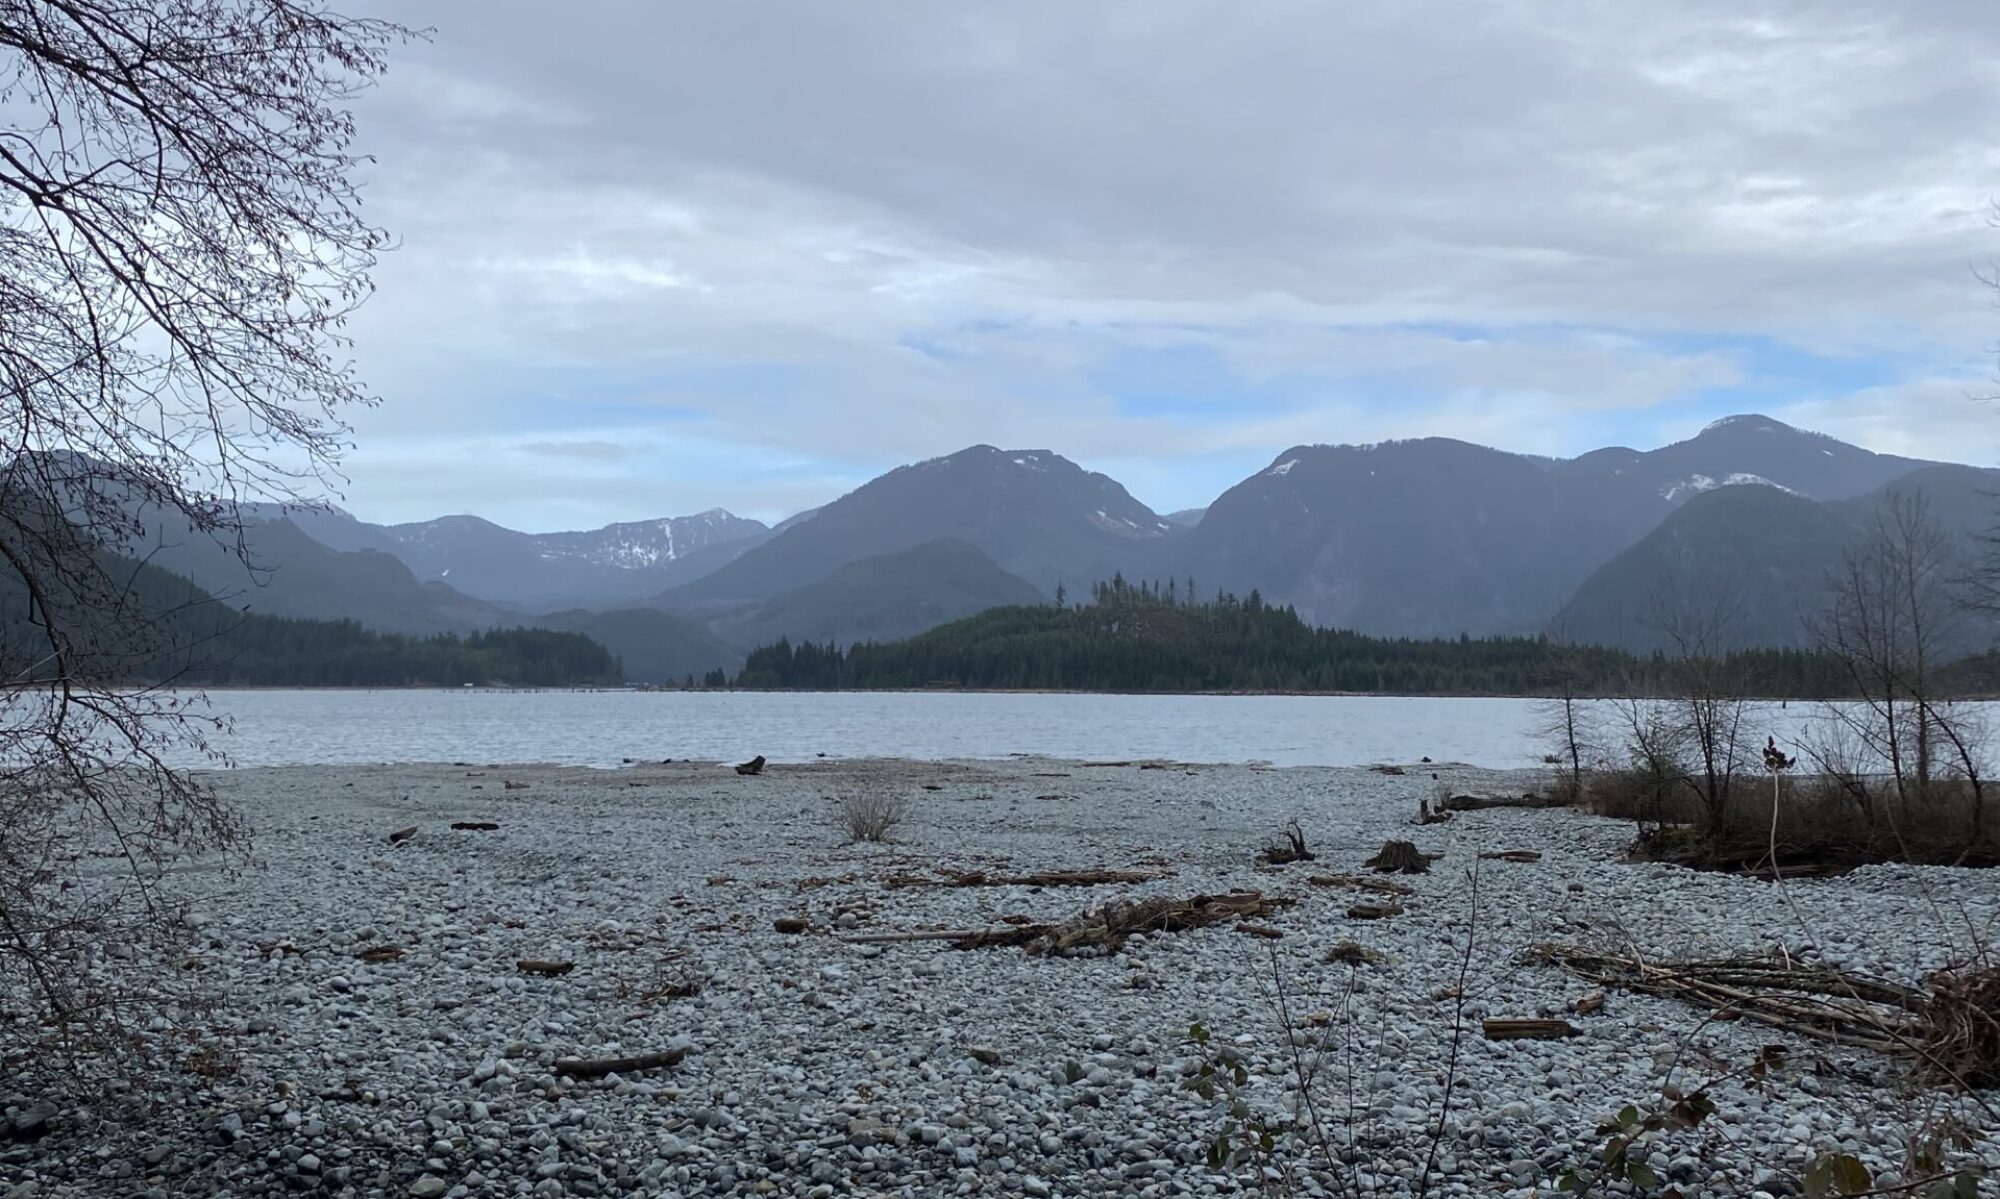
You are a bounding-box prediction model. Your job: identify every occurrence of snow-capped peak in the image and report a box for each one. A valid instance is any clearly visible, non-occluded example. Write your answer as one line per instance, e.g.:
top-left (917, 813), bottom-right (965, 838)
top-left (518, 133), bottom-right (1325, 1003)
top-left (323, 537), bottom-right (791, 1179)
top-left (1699, 414), bottom-right (1789, 436)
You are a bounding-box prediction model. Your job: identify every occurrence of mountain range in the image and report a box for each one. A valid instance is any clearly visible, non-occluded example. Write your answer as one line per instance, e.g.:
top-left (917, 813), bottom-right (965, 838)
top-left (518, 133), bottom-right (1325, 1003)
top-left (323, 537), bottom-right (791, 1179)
top-left (168, 413), bottom-right (1995, 681)
top-left (253, 504), bottom-right (773, 611)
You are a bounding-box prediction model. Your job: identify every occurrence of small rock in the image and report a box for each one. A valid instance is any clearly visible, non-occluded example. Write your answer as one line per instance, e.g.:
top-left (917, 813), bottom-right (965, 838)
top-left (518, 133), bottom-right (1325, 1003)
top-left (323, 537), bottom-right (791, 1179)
top-left (6, 1102), bottom-right (55, 1142)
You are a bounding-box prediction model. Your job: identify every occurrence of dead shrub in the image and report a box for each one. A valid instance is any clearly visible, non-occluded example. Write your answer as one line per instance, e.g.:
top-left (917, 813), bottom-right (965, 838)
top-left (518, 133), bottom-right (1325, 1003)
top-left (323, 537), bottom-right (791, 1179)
top-left (1579, 767), bottom-right (1704, 825)
top-left (1921, 965), bottom-right (2000, 1089)
top-left (837, 792), bottom-right (908, 843)
top-left (1600, 770), bottom-right (2000, 873)
top-left (1542, 768), bottom-right (1584, 807)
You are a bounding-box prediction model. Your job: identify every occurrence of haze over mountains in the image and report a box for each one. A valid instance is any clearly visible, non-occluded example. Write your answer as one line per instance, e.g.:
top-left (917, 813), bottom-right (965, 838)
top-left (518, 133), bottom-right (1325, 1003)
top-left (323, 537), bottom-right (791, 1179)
top-left (168, 414), bottom-right (1995, 682)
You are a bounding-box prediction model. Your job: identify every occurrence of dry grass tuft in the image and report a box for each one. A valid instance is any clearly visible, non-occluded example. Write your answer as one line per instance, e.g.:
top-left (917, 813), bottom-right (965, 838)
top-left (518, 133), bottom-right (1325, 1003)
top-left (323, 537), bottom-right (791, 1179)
top-left (837, 792), bottom-right (908, 843)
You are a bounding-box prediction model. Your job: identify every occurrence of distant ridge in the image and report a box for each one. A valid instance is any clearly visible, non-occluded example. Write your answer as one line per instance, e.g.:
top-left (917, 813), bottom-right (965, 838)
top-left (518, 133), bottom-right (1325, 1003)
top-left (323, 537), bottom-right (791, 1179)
top-left (194, 415), bottom-right (1974, 660)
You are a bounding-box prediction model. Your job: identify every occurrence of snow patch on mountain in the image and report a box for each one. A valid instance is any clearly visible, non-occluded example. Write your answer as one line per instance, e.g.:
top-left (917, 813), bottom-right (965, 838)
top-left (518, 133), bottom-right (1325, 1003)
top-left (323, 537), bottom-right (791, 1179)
top-left (1660, 473), bottom-right (1795, 503)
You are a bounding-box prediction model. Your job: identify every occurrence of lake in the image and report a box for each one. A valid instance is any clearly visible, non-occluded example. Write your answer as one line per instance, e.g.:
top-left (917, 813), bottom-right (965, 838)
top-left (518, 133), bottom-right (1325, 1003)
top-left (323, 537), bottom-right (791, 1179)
top-left (180, 689), bottom-right (1848, 771)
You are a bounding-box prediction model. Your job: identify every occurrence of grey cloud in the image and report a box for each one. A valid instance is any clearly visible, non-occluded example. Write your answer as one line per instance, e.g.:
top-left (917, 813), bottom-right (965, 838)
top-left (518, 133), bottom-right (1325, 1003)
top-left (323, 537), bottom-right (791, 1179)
top-left (328, 1), bottom-right (2000, 522)
top-left (514, 439), bottom-right (633, 462)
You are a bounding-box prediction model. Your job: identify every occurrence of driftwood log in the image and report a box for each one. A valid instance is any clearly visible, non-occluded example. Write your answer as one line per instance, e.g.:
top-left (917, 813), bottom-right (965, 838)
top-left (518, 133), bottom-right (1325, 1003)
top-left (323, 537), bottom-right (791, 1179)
top-left (1308, 874), bottom-right (1414, 896)
top-left (517, 960), bottom-right (575, 977)
top-left (840, 929), bottom-right (986, 945)
top-left (1442, 792), bottom-right (1564, 812)
top-left (840, 892), bottom-right (1294, 956)
top-left (451, 821), bottom-right (500, 832)
top-left (1477, 850), bottom-right (1542, 863)
top-left (1532, 946), bottom-right (1930, 1056)
top-left (388, 825), bottom-right (417, 844)
top-left (1483, 1018), bottom-right (1577, 1041)
top-left (1363, 840), bottom-right (1430, 874)
top-left (1347, 902), bottom-right (1404, 920)
top-left (734, 755), bottom-right (766, 776)
top-left (1029, 892), bottom-right (1293, 956)
top-left (883, 867), bottom-right (1171, 890)
top-left (552, 1048), bottom-right (688, 1080)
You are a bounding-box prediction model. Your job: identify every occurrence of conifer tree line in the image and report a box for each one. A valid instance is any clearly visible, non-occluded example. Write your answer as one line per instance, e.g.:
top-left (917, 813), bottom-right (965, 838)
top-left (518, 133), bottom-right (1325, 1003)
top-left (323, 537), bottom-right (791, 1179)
top-left (174, 620), bottom-right (622, 688)
top-left (734, 576), bottom-right (1856, 697)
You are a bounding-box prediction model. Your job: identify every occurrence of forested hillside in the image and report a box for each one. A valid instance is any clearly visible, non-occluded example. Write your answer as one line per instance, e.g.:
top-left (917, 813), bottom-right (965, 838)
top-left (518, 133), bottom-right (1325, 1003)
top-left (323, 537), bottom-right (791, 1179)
top-left (734, 581), bottom-right (1849, 696)
top-left (0, 548), bottom-right (622, 688)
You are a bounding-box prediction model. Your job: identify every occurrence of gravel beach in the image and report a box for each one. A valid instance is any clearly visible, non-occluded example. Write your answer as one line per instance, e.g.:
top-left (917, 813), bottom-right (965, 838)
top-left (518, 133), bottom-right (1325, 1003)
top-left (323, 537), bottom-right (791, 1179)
top-left (3, 756), bottom-right (1996, 1198)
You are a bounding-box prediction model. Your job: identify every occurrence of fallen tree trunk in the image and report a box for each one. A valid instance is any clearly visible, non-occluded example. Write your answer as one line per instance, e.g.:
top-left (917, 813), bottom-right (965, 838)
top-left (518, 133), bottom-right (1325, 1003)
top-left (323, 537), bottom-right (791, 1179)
top-left (552, 1048), bottom-right (688, 1079)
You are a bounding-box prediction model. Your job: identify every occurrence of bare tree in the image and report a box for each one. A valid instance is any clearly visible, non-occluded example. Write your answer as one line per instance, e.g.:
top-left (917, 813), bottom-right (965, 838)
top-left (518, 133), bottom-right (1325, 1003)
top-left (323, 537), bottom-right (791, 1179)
top-left (0, 1), bottom-right (411, 1054)
top-left (1815, 490), bottom-right (1988, 841)
top-left (1649, 576), bottom-right (1753, 837)
top-left (1534, 623), bottom-right (1597, 803)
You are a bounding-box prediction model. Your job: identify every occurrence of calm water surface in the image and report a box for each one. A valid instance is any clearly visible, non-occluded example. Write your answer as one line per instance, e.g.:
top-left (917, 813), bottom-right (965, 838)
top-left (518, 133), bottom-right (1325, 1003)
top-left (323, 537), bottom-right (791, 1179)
top-left (184, 689), bottom-right (1845, 771)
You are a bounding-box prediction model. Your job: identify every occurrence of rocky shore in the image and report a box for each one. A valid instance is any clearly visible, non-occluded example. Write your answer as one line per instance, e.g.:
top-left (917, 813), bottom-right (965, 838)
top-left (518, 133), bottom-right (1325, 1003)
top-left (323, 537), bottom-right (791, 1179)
top-left (2, 757), bottom-right (1994, 1198)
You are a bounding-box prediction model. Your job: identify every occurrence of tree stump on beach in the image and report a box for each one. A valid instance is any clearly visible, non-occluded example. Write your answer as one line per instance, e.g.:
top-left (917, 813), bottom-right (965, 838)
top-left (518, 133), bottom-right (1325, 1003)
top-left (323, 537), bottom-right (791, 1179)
top-left (1364, 839), bottom-right (1429, 874)
top-left (735, 755), bottom-right (766, 776)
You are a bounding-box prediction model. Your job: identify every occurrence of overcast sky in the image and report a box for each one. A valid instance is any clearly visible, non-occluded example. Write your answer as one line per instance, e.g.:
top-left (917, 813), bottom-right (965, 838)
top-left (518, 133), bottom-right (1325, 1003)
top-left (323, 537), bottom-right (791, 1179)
top-left (335, 1), bottom-right (2000, 531)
